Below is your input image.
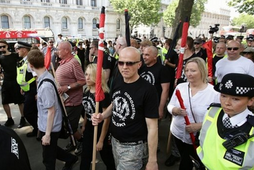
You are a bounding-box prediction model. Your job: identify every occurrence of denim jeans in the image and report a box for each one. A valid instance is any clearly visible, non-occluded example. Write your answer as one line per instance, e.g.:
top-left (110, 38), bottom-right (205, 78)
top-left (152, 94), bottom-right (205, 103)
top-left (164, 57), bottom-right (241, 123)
top-left (111, 137), bottom-right (148, 170)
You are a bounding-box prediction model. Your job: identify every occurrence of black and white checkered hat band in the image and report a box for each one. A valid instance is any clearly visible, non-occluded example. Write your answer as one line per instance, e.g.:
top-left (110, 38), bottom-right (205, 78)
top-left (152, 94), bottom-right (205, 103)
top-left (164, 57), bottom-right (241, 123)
top-left (236, 87), bottom-right (254, 95)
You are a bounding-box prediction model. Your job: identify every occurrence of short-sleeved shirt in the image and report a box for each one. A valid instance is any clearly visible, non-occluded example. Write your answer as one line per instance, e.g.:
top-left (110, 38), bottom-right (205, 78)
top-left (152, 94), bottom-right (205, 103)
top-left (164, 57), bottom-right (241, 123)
top-left (110, 76), bottom-right (159, 142)
top-left (56, 56), bottom-right (85, 106)
top-left (82, 91), bottom-right (110, 130)
top-left (175, 53), bottom-right (197, 84)
top-left (0, 52), bottom-right (21, 80)
top-left (37, 71), bottom-right (62, 132)
top-left (92, 52), bottom-right (112, 70)
top-left (215, 56), bottom-right (254, 83)
top-left (139, 62), bottom-right (170, 98)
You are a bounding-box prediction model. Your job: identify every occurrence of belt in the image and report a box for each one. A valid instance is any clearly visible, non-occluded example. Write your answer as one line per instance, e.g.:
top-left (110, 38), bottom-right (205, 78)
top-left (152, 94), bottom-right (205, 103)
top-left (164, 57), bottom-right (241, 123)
top-left (114, 138), bottom-right (147, 146)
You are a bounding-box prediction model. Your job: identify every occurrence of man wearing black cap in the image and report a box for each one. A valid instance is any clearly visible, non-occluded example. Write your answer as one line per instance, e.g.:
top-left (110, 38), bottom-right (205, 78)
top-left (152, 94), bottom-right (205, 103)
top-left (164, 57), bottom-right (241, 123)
top-left (16, 41), bottom-right (38, 138)
top-left (194, 38), bottom-right (207, 61)
top-left (197, 73), bottom-right (254, 169)
top-left (0, 40), bottom-right (26, 128)
top-left (246, 34), bottom-right (254, 47)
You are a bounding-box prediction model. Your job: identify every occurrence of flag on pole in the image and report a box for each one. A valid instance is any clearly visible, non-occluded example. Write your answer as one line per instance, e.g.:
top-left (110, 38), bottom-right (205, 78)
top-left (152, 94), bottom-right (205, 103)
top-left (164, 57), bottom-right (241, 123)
top-left (175, 17), bottom-right (189, 79)
top-left (95, 7), bottom-right (106, 102)
top-left (165, 21), bottom-right (182, 60)
top-left (125, 9), bottom-right (131, 47)
top-left (44, 46), bottom-right (52, 70)
top-left (203, 40), bottom-right (213, 84)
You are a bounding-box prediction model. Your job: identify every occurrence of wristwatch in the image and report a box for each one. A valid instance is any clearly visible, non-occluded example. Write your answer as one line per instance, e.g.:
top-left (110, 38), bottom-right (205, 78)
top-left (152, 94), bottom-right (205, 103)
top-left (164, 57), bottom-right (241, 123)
top-left (67, 85), bottom-right (71, 90)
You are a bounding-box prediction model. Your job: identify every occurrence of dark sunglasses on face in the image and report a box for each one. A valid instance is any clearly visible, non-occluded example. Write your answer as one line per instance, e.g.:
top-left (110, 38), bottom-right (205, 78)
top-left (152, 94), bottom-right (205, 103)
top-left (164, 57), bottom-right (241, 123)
top-left (0, 45), bottom-right (6, 49)
top-left (227, 47), bottom-right (239, 51)
top-left (194, 42), bottom-right (200, 45)
top-left (118, 61), bottom-right (140, 66)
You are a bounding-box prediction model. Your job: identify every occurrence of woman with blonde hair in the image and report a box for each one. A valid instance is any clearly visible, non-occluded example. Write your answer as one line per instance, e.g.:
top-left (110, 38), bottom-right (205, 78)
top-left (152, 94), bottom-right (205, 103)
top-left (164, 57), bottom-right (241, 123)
top-left (80, 64), bottom-right (115, 170)
top-left (167, 57), bottom-right (220, 170)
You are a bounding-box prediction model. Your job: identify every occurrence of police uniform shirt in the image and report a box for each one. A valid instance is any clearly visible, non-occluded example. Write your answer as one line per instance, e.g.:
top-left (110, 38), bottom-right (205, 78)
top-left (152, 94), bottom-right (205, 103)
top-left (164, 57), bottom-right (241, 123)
top-left (223, 108), bottom-right (252, 128)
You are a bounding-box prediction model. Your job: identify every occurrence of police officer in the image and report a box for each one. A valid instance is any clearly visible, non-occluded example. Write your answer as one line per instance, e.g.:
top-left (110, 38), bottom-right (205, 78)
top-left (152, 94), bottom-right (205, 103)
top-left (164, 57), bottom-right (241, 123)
top-left (197, 73), bottom-right (254, 169)
top-left (16, 41), bottom-right (38, 138)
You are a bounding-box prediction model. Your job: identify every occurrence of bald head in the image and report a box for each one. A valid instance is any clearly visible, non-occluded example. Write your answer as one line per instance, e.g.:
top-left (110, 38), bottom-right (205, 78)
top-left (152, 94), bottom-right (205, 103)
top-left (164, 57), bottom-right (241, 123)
top-left (215, 42), bottom-right (226, 57)
top-left (58, 41), bottom-right (72, 59)
top-left (119, 46), bottom-right (141, 61)
top-left (226, 40), bottom-right (241, 60)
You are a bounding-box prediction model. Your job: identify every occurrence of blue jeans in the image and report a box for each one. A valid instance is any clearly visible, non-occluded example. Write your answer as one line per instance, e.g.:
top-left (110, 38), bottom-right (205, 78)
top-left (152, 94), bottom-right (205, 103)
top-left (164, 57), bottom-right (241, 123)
top-left (111, 137), bottom-right (148, 170)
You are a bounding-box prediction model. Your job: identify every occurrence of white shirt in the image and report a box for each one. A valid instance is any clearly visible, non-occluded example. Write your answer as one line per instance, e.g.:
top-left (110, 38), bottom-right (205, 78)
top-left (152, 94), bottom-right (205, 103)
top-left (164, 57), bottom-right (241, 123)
top-left (223, 108), bottom-right (253, 127)
top-left (215, 56), bottom-right (254, 83)
top-left (167, 82), bottom-right (220, 144)
top-left (23, 56), bottom-right (37, 77)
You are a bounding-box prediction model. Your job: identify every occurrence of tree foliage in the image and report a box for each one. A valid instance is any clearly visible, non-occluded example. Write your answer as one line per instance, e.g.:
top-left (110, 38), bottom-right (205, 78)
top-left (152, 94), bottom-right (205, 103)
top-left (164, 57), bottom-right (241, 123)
top-left (163, 0), bottom-right (208, 38)
top-left (228, 0), bottom-right (254, 15)
top-left (232, 14), bottom-right (254, 29)
top-left (163, 0), bottom-right (207, 28)
top-left (109, 0), bottom-right (162, 29)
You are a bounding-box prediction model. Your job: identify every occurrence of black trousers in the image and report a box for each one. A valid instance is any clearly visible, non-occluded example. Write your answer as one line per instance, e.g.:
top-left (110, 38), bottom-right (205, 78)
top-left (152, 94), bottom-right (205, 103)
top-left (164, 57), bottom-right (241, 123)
top-left (80, 129), bottom-right (115, 170)
top-left (173, 135), bottom-right (204, 170)
top-left (41, 131), bottom-right (77, 170)
top-left (24, 87), bottom-right (38, 131)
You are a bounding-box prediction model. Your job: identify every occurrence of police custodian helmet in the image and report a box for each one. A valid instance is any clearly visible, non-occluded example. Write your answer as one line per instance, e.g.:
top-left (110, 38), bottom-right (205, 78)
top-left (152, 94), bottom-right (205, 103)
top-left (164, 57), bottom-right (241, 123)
top-left (214, 73), bottom-right (254, 97)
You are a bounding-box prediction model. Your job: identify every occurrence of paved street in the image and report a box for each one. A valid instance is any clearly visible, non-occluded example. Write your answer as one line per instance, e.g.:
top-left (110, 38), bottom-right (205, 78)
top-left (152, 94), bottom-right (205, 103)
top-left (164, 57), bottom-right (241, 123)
top-left (0, 103), bottom-right (179, 170)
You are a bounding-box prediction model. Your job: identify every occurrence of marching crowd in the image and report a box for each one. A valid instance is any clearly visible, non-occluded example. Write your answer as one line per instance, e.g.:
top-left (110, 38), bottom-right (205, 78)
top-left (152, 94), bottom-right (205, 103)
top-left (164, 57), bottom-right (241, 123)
top-left (0, 32), bottom-right (254, 170)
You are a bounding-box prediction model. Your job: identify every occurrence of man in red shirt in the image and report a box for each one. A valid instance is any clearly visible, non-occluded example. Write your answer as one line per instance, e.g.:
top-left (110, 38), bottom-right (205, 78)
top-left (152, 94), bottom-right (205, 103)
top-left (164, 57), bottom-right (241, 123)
top-left (56, 41), bottom-right (86, 154)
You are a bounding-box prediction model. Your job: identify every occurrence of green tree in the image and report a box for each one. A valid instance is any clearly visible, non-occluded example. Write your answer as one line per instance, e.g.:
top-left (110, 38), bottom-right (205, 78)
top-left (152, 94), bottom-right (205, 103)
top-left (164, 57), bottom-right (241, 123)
top-left (109, 0), bottom-right (162, 30)
top-left (232, 14), bottom-right (254, 29)
top-left (163, 0), bottom-right (207, 37)
top-left (228, 0), bottom-right (254, 15)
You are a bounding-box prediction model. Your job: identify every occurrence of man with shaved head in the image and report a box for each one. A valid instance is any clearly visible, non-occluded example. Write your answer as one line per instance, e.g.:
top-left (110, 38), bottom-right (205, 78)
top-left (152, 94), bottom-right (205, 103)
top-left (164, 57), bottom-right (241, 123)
top-left (215, 40), bottom-right (254, 83)
top-left (139, 46), bottom-right (170, 119)
top-left (55, 41), bottom-right (86, 154)
top-left (208, 42), bottom-right (227, 84)
top-left (92, 47), bottom-right (159, 170)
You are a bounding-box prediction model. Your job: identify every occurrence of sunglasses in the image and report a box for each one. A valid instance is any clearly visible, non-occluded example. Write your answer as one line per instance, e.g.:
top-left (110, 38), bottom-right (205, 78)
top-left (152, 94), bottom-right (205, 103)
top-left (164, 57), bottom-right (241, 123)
top-left (118, 61), bottom-right (140, 66)
top-left (0, 45), bottom-right (6, 49)
top-left (227, 47), bottom-right (239, 51)
top-left (194, 42), bottom-right (200, 45)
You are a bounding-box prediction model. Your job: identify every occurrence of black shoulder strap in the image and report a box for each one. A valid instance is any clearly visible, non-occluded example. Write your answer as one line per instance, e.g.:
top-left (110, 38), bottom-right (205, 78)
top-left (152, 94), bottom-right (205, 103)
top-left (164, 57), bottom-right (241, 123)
top-left (38, 78), bottom-right (65, 117)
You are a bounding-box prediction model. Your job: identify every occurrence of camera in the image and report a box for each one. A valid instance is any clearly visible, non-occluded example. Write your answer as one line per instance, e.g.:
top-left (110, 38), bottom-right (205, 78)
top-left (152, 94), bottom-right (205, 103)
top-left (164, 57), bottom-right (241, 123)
top-left (223, 132), bottom-right (248, 150)
top-left (209, 24), bottom-right (220, 34)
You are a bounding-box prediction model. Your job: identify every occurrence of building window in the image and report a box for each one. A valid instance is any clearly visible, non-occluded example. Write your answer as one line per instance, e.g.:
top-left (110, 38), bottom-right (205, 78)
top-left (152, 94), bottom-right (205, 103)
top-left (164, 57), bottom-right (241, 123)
top-left (41, 0), bottom-right (50, 2)
top-left (91, 0), bottom-right (96, 7)
top-left (59, 0), bottom-right (67, 4)
top-left (44, 16), bottom-right (50, 28)
top-left (116, 19), bottom-right (120, 30)
top-left (23, 15), bottom-right (31, 29)
top-left (76, 0), bottom-right (82, 5)
top-left (92, 18), bottom-right (98, 29)
top-left (61, 17), bottom-right (68, 29)
top-left (1, 15), bottom-right (9, 29)
top-left (78, 18), bottom-right (84, 29)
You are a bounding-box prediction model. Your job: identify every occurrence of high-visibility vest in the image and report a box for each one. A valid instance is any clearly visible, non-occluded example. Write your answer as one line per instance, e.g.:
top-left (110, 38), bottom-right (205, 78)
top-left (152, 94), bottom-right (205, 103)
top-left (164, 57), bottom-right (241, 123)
top-left (197, 107), bottom-right (254, 170)
top-left (16, 60), bottom-right (35, 92)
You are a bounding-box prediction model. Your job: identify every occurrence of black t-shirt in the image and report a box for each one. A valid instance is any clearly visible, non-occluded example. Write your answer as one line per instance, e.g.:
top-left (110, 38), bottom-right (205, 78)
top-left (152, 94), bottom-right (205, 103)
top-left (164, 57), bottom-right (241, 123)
top-left (93, 52), bottom-right (112, 70)
top-left (175, 53), bottom-right (197, 84)
top-left (0, 52), bottom-right (21, 81)
top-left (82, 90), bottom-right (110, 130)
top-left (139, 62), bottom-right (170, 99)
top-left (0, 125), bottom-right (31, 170)
top-left (110, 76), bottom-right (159, 142)
top-left (195, 48), bottom-right (207, 61)
top-left (212, 55), bottom-right (224, 76)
